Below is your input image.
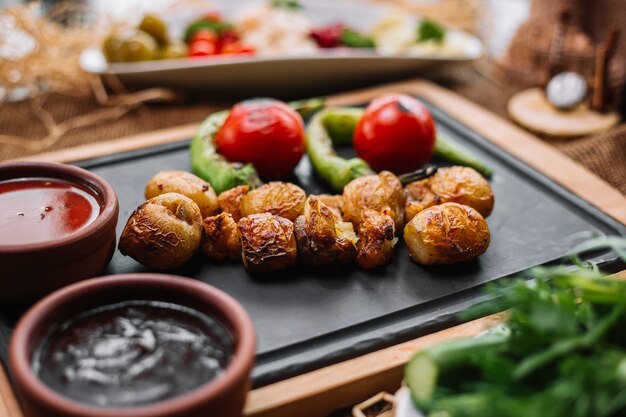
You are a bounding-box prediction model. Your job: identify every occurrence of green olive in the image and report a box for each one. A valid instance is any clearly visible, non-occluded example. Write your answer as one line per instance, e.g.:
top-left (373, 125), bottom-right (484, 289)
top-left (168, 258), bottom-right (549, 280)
top-left (102, 35), bottom-right (125, 62)
top-left (120, 31), bottom-right (158, 62)
top-left (160, 41), bottom-right (188, 59)
top-left (139, 14), bottom-right (169, 45)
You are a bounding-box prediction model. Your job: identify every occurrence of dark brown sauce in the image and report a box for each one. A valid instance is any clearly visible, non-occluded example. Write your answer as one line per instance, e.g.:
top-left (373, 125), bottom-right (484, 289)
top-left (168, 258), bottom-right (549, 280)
top-left (33, 301), bottom-right (234, 408)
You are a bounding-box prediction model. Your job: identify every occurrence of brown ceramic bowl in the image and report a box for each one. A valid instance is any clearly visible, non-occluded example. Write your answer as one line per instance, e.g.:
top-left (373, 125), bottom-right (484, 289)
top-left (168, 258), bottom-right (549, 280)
top-left (0, 162), bottom-right (119, 303)
top-left (9, 273), bottom-right (256, 417)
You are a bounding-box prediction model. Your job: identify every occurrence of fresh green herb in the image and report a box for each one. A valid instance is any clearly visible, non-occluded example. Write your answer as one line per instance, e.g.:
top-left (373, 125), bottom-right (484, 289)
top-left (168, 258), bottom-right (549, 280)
top-left (417, 19), bottom-right (446, 43)
top-left (405, 236), bottom-right (626, 417)
top-left (183, 19), bottom-right (233, 43)
top-left (270, 0), bottom-right (302, 10)
top-left (341, 28), bottom-right (376, 48)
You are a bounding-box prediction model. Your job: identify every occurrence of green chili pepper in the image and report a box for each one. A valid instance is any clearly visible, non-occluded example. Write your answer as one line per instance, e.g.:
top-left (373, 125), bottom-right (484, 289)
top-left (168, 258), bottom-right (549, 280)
top-left (306, 108), bottom-right (374, 191)
top-left (190, 99), bottom-right (325, 194)
top-left (306, 106), bottom-right (493, 191)
top-left (190, 110), bottom-right (262, 194)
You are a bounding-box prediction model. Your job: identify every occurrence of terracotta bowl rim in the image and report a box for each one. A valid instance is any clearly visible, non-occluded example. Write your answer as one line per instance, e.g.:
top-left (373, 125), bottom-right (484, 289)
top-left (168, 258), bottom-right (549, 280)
top-left (0, 161), bottom-right (118, 253)
top-left (9, 274), bottom-right (257, 417)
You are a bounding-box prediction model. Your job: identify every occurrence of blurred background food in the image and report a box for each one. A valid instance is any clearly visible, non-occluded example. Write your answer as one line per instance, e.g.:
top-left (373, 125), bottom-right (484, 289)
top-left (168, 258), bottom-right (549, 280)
top-left (0, 0), bottom-right (625, 196)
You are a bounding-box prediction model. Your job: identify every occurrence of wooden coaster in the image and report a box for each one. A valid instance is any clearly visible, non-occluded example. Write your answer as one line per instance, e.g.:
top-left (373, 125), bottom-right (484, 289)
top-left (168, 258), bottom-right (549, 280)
top-left (507, 88), bottom-right (620, 139)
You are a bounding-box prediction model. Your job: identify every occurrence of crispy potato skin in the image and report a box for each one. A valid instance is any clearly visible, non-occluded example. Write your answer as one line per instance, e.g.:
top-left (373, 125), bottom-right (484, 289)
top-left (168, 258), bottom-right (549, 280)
top-left (294, 196), bottom-right (357, 266)
top-left (405, 166), bottom-right (494, 222)
top-left (241, 182), bottom-right (306, 222)
top-left (119, 192), bottom-right (203, 269)
top-left (314, 194), bottom-right (344, 219)
top-left (404, 181), bottom-right (440, 223)
top-left (356, 207), bottom-right (396, 269)
top-left (404, 202), bottom-right (490, 265)
top-left (238, 213), bottom-right (297, 273)
top-left (202, 212), bottom-right (241, 261)
top-left (145, 171), bottom-right (218, 218)
top-left (343, 171), bottom-right (406, 232)
top-left (218, 185), bottom-right (249, 222)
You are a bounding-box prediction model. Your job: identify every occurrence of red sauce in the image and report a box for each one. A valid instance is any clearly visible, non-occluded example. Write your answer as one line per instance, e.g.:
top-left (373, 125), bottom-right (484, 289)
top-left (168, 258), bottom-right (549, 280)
top-left (0, 178), bottom-right (101, 245)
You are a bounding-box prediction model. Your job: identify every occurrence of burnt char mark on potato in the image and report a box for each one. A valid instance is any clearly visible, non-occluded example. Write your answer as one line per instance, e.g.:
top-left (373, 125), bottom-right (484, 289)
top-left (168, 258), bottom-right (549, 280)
top-left (238, 213), bottom-right (297, 273)
top-left (202, 212), bottom-right (241, 262)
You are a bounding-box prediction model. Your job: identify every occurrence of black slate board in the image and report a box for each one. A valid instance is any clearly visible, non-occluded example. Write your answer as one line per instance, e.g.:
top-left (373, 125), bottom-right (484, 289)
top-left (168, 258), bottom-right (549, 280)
top-left (1, 102), bottom-right (625, 389)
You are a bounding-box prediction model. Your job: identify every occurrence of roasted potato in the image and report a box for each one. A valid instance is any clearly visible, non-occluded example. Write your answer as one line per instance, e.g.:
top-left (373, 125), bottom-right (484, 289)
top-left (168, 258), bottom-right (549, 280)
top-left (218, 185), bottom-right (249, 222)
top-left (241, 182), bottom-right (306, 221)
top-left (238, 213), bottom-right (297, 273)
top-left (202, 212), bottom-right (241, 261)
top-left (294, 196), bottom-right (357, 266)
top-left (404, 202), bottom-right (490, 265)
top-left (145, 171), bottom-right (219, 218)
top-left (313, 194), bottom-right (344, 219)
top-left (356, 207), bottom-right (396, 269)
top-left (343, 171), bottom-right (406, 231)
top-left (404, 166), bottom-right (494, 221)
top-left (119, 193), bottom-right (203, 269)
top-left (404, 180), bottom-right (439, 223)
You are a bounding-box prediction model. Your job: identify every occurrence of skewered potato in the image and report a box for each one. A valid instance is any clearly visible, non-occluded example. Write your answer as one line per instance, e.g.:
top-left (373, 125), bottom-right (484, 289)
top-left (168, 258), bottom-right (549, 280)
top-left (202, 212), bottom-right (241, 261)
top-left (343, 171), bottom-right (406, 231)
top-left (314, 194), bottom-right (344, 219)
top-left (404, 202), bottom-right (490, 265)
top-left (218, 185), bottom-right (249, 222)
top-left (241, 182), bottom-right (306, 221)
top-left (405, 166), bottom-right (494, 222)
top-left (294, 196), bottom-right (357, 266)
top-left (238, 213), bottom-right (297, 273)
top-left (145, 171), bottom-right (219, 218)
top-left (119, 193), bottom-right (203, 269)
top-left (356, 207), bottom-right (396, 269)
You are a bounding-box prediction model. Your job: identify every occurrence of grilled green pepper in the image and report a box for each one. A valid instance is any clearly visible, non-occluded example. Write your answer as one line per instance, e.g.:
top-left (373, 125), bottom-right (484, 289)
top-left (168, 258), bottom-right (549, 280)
top-left (190, 110), bottom-right (262, 195)
top-left (306, 106), bottom-right (493, 192)
top-left (190, 99), bottom-right (325, 194)
top-left (306, 108), bottom-right (374, 191)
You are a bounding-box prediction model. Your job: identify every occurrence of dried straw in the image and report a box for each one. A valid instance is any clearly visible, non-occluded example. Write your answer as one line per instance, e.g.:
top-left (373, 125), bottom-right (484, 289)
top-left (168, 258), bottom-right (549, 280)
top-left (0, 2), bottom-right (182, 152)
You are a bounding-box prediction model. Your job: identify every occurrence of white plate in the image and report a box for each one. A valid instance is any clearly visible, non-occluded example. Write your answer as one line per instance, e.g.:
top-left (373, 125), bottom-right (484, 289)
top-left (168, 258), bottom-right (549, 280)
top-left (80, 1), bottom-right (482, 96)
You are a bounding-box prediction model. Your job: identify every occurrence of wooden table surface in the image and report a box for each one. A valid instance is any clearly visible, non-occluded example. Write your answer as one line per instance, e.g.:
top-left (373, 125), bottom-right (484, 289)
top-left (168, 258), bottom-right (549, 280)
top-left (2, 79), bottom-right (626, 417)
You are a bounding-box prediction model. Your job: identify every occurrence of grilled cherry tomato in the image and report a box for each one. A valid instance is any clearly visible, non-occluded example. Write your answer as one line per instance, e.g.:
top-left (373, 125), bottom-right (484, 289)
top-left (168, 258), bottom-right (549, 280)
top-left (354, 94), bottom-right (436, 174)
top-left (189, 40), bottom-right (216, 56)
top-left (222, 43), bottom-right (255, 55)
top-left (188, 30), bottom-right (218, 57)
top-left (215, 99), bottom-right (305, 179)
top-left (310, 23), bottom-right (344, 48)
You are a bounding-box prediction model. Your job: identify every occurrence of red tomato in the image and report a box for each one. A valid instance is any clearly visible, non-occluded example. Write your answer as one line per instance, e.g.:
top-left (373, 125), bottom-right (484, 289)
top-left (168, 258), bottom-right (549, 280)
top-left (215, 99), bottom-right (305, 179)
top-left (189, 40), bottom-right (217, 56)
top-left (190, 29), bottom-right (218, 44)
top-left (220, 41), bottom-right (255, 55)
top-left (354, 94), bottom-right (436, 174)
top-left (310, 23), bottom-right (344, 48)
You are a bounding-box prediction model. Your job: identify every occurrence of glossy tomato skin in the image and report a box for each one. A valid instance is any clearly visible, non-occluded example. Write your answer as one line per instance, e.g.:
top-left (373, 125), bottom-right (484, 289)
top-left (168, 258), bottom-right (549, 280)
top-left (354, 94), bottom-right (436, 174)
top-left (215, 99), bottom-right (305, 179)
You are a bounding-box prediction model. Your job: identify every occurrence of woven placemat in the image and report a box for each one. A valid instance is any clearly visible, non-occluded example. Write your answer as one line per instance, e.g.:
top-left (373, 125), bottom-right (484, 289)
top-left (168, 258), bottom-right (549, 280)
top-left (0, 64), bottom-right (624, 194)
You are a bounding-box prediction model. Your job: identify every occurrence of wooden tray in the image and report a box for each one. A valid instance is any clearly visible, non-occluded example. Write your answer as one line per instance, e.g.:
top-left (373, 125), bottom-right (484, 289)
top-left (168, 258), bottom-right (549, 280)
top-left (3, 80), bottom-right (626, 417)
